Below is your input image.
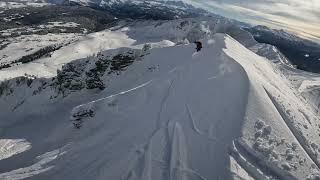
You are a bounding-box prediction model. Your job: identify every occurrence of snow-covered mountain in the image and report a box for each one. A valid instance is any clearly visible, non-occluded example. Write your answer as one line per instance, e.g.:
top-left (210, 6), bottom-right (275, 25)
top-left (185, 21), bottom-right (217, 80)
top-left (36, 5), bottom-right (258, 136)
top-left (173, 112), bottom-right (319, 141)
top-left (1, 1), bottom-right (320, 180)
top-left (1, 32), bottom-right (320, 180)
top-left (0, 0), bottom-right (207, 19)
top-left (73, 0), bottom-right (208, 19)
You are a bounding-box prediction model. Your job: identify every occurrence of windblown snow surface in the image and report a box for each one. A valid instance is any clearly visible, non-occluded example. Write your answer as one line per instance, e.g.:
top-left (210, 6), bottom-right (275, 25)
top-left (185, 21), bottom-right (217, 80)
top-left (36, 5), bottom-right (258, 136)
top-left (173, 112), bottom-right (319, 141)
top-left (1, 34), bottom-right (320, 180)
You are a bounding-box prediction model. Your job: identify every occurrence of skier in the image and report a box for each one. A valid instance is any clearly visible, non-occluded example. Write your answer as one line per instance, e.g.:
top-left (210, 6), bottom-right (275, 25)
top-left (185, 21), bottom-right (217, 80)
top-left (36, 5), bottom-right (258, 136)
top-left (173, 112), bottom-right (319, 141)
top-left (194, 41), bottom-right (202, 52)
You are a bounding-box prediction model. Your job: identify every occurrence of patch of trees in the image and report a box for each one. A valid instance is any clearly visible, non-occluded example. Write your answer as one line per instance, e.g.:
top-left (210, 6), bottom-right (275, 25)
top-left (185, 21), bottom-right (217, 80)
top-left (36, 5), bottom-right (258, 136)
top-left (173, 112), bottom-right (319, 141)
top-left (52, 49), bottom-right (139, 97)
top-left (0, 44), bottom-right (62, 70)
top-left (15, 44), bottom-right (62, 64)
top-left (0, 80), bottom-right (11, 97)
top-left (0, 42), bottom-right (9, 50)
top-left (0, 5), bottom-right (116, 33)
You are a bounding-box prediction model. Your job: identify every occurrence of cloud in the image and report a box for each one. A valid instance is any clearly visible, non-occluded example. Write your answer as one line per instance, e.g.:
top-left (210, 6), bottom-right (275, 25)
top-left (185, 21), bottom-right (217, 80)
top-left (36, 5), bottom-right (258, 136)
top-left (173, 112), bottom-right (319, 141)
top-left (188, 0), bottom-right (320, 42)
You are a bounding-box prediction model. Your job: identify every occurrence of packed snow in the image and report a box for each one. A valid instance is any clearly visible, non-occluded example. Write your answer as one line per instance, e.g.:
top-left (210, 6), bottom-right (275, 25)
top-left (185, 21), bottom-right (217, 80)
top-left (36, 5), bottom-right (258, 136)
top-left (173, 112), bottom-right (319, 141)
top-left (0, 33), bottom-right (81, 64)
top-left (1, 33), bottom-right (320, 179)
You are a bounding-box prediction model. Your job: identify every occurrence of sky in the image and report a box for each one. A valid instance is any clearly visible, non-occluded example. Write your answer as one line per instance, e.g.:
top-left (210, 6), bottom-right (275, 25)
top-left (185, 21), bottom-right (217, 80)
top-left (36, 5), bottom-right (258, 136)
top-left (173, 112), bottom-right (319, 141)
top-left (186, 0), bottom-right (320, 43)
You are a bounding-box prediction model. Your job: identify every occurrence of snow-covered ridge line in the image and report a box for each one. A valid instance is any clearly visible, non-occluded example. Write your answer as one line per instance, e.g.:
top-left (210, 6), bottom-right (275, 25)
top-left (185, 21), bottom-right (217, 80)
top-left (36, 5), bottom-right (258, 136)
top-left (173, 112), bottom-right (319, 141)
top-left (224, 34), bottom-right (320, 179)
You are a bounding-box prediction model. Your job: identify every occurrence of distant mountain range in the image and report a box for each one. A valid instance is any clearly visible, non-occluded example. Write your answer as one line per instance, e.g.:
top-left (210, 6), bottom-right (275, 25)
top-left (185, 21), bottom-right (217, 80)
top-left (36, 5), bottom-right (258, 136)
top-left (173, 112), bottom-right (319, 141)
top-left (246, 25), bottom-right (320, 73)
top-left (68, 0), bottom-right (209, 19)
top-left (1, 0), bottom-right (320, 73)
top-left (41, 0), bottom-right (320, 73)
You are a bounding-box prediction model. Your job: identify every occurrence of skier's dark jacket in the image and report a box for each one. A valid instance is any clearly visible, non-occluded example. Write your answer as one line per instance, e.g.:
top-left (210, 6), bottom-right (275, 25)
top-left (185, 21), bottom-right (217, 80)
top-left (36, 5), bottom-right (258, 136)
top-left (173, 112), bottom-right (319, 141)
top-left (194, 41), bottom-right (202, 52)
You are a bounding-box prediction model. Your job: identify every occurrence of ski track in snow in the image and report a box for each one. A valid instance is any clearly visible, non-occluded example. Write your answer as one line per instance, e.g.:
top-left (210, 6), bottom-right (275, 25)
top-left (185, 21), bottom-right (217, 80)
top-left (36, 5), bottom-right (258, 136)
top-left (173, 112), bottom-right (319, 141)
top-left (0, 145), bottom-right (69, 180)
top-left (71, 80), bottom-right (153, 116)
top-left (123, 121), bottom-right (207, 180)
top-left (230, 139), bottom-right (299, 180)
top-left (0, 139), bottom-right (31, 161)
top-left (185, 103), bottom-right (203, 135)
top-left (156, 79), bottom-right (175, 129)
top-left (229, 140), bottom-right (271, 180)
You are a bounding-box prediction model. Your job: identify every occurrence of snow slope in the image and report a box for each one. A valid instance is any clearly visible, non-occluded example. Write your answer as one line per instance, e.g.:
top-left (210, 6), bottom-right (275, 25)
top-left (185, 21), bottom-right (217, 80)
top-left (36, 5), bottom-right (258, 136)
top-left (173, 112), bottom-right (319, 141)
top-left (0, 1), bottom-right (49, 9)
top-left (0, 33), bottom-right (81, 65)
top-left (0, 33), bottom-right (320, 179)
top-left (0, 30), bottom-right (136, 81)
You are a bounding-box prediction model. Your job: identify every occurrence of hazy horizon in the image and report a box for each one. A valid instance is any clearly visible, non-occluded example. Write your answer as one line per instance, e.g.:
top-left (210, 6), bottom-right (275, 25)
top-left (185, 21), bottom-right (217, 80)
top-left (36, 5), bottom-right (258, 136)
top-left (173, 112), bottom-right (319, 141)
top-left (186, 0), bottom-right (320, 43)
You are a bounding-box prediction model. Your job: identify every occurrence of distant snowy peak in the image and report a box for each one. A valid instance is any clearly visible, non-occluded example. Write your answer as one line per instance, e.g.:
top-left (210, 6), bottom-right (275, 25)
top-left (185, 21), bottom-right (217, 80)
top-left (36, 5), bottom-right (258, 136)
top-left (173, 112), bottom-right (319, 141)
top-left (1, 0), bottom-right (207, 19)
top-left (99, 0), bottom-right (125, 7)
top-left (250, 25), bottom-right (309, 43)
top-left (68, 0), bottom-right (206, 18)
top-left (67, 0), bottom-right (100, 6)
top-left (69, 0), bottom-right (191, 8)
